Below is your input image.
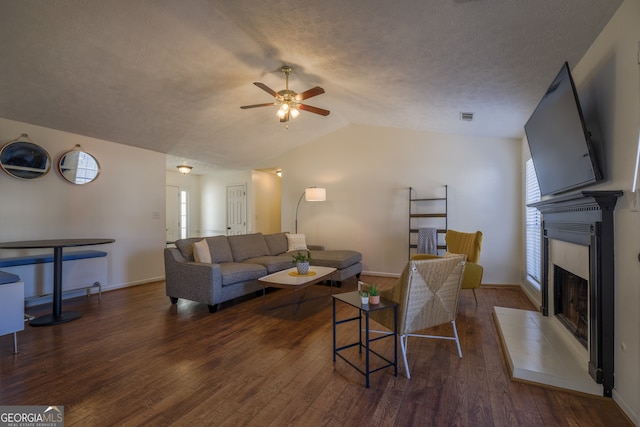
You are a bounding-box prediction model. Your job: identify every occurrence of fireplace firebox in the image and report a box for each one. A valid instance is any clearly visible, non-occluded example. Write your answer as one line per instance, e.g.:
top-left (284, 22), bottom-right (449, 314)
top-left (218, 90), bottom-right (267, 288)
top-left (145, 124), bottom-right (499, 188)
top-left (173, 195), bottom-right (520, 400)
top-left (530, 190), bottom-right (622, 397)
top-left (554, 265), bottom-right (588, 348)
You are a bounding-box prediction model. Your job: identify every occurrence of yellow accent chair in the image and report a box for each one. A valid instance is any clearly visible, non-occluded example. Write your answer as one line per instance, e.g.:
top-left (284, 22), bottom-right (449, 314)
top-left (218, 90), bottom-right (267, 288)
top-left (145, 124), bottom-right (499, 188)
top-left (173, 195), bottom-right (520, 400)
top-left (412, 229), bottom-right (483, 305)
top-left (370, 255), bottom-right (466, 378)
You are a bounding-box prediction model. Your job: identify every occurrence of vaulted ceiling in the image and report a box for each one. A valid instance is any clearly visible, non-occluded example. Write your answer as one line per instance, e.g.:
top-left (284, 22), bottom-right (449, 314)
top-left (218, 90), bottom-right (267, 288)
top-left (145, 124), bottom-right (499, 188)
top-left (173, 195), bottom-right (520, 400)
top-left (0, 1), bottom-right (622, 172)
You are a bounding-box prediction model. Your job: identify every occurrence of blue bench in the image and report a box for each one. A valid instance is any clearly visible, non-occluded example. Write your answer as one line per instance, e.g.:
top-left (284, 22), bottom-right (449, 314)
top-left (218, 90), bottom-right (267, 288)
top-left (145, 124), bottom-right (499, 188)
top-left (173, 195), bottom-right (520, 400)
top-left (0, 250), bottom-right (107, 268)
top-left (0, 250), bottom-right (107, 302)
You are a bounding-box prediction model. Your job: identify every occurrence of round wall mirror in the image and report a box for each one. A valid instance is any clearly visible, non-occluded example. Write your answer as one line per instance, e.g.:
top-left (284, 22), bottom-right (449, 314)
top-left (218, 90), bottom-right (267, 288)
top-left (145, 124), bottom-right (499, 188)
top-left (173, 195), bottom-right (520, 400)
top-left (0, 135), bottom-right (52, 180)
top-left (58, 145), bottom-right (100, 184)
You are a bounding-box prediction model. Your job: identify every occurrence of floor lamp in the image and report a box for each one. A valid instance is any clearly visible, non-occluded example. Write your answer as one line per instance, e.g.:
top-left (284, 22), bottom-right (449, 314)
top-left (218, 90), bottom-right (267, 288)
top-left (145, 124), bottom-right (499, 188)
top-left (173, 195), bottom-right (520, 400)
top-left (295, 187), bottom-right (326, 233)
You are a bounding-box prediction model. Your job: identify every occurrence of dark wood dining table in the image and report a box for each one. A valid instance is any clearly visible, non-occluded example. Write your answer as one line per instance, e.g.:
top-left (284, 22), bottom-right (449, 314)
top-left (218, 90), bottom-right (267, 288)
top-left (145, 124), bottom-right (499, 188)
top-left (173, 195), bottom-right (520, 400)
top-left (0, 238), bottom-right (115, 326)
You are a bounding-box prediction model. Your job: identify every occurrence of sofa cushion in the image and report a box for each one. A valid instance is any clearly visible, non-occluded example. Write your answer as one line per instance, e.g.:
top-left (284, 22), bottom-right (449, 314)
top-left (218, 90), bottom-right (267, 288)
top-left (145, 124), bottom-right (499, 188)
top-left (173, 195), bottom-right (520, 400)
top-left (175, 237), bottom-right (203, 261)
top-left (305, 250), bottom-right (363, 270)
top-left (227, 233), bottom-right (270, 262)
top-left (286, 233), bottom-right (308, 251)
top-left (244, 255), bottom-right (293, 273)
top-left (193, 239), bottom-right (212, 263)
top-left (264, 232), bottom-right (289, 256)
top-left (219, 262), bottom-right (266, 286)
top-left (205, 236), bottom-right (234, 263)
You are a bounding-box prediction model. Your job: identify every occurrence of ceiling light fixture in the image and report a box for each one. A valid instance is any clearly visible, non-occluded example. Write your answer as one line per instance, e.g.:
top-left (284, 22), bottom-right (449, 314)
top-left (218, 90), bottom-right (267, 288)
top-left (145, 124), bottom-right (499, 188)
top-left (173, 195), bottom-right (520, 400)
top-left (275, 67), bottom-right (299, 123)
top-left (177, 165), bottom-right (192, 174)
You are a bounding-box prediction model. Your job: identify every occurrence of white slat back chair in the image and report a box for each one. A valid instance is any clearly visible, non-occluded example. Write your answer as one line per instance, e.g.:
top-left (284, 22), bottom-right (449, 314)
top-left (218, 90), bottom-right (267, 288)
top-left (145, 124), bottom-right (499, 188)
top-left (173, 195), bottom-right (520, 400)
top-left (371, 255), bottom-right (466, 378)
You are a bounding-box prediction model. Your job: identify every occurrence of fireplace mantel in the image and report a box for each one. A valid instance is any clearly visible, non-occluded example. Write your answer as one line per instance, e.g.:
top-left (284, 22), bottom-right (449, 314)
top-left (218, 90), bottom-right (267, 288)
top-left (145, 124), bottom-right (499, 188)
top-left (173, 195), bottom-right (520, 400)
top-left (529, 190), bottom-right (622, 397)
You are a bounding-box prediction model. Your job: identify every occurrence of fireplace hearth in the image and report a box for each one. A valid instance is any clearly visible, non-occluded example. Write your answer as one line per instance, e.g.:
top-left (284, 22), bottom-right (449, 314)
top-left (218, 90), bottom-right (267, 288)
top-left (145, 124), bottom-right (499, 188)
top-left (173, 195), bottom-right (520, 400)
top-left (530, 190), bottom-right (622, 397)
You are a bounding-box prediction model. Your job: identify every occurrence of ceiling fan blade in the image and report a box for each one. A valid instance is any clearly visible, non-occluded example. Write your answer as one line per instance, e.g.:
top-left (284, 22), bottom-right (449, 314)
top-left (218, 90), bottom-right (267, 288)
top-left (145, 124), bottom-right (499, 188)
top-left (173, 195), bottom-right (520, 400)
top-left (240, 102), bottom-right (277, 109)
top-left (254, 82), bottom-right (278, 98)
top-left (298, 104), bottom-right (330, 116)
top-left (296, 86), bottom-right (325, 101)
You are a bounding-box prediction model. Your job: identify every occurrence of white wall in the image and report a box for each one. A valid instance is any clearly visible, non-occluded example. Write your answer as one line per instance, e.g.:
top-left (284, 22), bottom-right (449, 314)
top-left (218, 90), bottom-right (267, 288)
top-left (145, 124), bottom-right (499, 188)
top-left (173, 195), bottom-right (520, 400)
top-left (252, 170), bottom-right (281, 234)
top-left (0, 117), bottom-right (166, 290)
top-left (568, 0), bottom-right (640, 421)
top-left (199, 170), bottom-right (251, 235)
top-left (274, 123), bottom-right (522, 282)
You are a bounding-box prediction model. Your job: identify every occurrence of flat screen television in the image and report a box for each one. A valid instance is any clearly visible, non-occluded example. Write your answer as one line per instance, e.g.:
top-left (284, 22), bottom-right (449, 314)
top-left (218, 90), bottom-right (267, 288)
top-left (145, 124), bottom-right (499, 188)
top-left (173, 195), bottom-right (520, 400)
top-left (524, 62), bottom-right (603, 196)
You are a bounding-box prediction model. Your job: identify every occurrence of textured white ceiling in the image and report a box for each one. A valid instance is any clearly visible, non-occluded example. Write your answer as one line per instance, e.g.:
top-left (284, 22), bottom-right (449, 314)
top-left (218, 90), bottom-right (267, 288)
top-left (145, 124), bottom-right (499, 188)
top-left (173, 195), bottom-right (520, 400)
top-left (0, 1), bottom-right (623, 172)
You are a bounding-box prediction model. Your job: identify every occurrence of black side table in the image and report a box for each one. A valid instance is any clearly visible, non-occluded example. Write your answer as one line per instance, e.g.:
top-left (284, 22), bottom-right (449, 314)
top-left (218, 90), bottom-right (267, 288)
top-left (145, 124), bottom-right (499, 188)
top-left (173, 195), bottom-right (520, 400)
top-left (332, 291), bottom-right (398, 387)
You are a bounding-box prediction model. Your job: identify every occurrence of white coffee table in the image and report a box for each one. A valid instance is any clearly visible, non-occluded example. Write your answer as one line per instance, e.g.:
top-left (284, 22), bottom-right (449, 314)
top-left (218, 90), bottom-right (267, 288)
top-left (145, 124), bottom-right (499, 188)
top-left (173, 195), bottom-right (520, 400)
top-left (258, 266), bottom-right (337, 312)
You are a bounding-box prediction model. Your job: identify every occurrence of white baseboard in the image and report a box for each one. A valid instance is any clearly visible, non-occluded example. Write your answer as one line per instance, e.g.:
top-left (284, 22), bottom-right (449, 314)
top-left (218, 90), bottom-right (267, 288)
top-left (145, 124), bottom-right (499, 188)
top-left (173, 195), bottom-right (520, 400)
top-left (612, 389), bottom-right (638, 426)
top-left (101, 276), bottom-right (165, 292)
top-left (519, 280), bottom-right (541, 309)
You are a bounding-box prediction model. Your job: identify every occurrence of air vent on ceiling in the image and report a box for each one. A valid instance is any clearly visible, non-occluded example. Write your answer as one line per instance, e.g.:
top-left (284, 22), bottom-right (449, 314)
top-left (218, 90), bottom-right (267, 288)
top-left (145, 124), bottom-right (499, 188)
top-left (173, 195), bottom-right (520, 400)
top-left (460, 112), bottom-right (474, 121)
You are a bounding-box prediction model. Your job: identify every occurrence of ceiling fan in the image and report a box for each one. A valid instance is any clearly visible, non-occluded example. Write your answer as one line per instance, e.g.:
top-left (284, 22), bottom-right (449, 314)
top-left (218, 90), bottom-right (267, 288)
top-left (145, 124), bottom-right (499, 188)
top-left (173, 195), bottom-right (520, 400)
top-left (240, 65), bottom-right (330, 124)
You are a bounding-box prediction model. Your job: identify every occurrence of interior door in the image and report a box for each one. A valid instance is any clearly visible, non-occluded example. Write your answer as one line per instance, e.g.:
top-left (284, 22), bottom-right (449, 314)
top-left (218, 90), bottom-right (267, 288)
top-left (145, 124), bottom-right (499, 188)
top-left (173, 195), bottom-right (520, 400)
top-left (165, 185), bottom-right (180, 243)
top-left (227, 184), bottom-right (247, 235)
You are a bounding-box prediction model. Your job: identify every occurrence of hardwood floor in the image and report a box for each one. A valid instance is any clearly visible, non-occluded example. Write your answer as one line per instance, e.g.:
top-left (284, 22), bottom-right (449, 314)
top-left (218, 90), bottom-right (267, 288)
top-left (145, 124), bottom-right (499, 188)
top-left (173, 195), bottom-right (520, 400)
top-left (0, 276), bottom-right (632, 426)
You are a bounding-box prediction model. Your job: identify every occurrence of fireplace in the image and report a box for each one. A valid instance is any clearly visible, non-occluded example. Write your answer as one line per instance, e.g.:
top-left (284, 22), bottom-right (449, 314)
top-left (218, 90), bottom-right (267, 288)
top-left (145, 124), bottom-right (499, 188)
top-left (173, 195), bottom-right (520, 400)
top-left (554, 265), bottom-right (588, 348)
top-left (530, 190), bottom-right (622, 397)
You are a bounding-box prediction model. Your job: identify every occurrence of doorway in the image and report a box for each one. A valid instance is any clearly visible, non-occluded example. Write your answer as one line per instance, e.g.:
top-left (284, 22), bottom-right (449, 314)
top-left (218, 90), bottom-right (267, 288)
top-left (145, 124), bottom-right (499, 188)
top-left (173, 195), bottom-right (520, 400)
top-left (227, 184), bottom-right (247, 235)
top-left (166, 185), bottom-right (180, 243)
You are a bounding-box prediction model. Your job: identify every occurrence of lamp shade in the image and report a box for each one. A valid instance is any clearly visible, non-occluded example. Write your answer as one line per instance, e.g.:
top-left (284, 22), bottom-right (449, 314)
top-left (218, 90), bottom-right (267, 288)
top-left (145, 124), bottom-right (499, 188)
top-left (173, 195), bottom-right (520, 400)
top-left (305, 187), bottom-right (326, 201)
top-left (177, 165), bottom-right (192, 174)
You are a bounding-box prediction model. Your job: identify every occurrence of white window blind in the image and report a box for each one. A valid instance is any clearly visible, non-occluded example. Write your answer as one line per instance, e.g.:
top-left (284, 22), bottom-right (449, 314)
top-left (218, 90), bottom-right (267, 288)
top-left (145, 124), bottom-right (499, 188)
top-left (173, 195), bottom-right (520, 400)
top-left (525, 158), bottom-right (541, 288)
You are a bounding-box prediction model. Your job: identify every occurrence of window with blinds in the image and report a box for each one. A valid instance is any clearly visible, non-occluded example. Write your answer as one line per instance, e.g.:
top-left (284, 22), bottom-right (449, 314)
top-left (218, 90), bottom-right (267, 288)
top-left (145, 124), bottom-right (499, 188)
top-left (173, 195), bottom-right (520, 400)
top-left (525, 158), bottom-right (541, 289)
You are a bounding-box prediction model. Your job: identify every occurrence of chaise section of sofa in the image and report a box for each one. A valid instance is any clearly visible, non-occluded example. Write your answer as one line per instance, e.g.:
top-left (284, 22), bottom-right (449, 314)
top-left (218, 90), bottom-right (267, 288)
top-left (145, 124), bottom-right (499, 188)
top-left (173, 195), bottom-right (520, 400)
top-left (164, 232), bottom-right (362, 312)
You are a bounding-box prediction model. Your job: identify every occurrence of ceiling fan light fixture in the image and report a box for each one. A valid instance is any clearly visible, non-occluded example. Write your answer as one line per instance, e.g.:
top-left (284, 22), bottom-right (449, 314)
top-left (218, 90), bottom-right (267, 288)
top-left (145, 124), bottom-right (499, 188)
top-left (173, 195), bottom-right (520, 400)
top-left (240, 65), bottom-right (329, 123)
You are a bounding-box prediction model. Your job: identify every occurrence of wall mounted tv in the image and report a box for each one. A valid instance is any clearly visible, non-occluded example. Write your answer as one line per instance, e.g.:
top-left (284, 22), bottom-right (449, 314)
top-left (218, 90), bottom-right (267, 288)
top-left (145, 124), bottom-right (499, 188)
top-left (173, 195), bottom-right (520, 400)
top-left (524, 62), bottom-right (603, 196)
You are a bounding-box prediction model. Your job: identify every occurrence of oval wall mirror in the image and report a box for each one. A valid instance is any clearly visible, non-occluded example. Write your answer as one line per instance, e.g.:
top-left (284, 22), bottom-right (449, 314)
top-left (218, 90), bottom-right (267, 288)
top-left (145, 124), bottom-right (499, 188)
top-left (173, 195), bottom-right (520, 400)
top-left (0, 134), bottom-right (52, 180)
top-left (58, 145), bottom-right (101, 184)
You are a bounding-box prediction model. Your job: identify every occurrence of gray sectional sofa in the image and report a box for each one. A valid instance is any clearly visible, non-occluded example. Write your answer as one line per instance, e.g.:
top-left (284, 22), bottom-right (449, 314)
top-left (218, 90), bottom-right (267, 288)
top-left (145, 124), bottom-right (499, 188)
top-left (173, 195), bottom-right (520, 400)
top-left (164, 232), bottom-right (362, 312)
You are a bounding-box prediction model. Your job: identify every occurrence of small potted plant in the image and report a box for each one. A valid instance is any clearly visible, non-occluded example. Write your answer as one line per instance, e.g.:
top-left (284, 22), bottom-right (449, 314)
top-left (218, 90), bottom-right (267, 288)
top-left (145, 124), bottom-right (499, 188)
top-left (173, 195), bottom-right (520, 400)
top-left (360, 291), bottom-right (369, 305)
top-left (368, 284), bottom-right (380, 304)
top-left (292, 250), bottom-right (312, 275)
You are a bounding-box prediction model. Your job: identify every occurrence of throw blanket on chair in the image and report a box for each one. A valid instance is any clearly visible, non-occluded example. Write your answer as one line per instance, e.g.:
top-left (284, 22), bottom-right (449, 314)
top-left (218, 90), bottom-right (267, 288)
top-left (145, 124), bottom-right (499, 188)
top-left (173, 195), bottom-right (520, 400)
top-left (417, 227), bottom-right (438, 255)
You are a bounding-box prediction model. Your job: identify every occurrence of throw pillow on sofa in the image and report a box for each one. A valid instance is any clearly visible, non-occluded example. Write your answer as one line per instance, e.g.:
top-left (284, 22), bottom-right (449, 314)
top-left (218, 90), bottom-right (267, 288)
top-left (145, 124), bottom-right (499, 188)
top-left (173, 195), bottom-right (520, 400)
top-left (286, 233), bottom-right (308, 252)
top-left (193, 239), bottom-right (212, 263)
